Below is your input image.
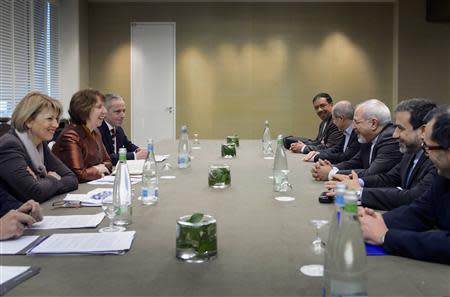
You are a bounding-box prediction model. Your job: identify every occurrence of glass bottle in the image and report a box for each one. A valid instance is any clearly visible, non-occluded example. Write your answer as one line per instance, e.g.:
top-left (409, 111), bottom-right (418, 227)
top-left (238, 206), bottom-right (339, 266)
top-left (262, 120), bottom-right (273, 157)
top-left (141, 139), bottom-right (159, 205)
top-left (113, 148), bottom-right (132, 226)
top-left (323, 190), bottom-right (368, 297)
top-left (273, 134), bottom-right (289, 192)
top-left (177, 125), bottom-right (191, 168)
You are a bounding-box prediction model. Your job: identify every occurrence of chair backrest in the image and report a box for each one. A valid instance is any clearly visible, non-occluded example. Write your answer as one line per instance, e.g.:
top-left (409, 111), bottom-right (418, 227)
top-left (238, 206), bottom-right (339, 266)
top-left (0, 117), bottom-right (11, 137)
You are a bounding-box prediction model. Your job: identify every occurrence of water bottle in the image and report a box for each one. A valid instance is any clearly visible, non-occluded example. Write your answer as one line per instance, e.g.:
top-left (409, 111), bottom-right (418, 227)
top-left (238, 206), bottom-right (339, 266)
top-left (273, 134), bottom-right (289, 192)
top-left (323, 190), bottom-right (368, 297)
top-left (141, 139), bottom-right (159, 205)
top-left (262, 120), bottom-right (273, 156)
top-left (113, 148), bottom-right (132, 226)
top-left (177, 125), bottom-right (191, 168)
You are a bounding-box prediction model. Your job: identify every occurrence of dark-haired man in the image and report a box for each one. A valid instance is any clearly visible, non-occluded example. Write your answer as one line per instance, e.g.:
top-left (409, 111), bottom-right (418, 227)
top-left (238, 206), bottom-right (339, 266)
top-left (326, 98), bottom-right (437, 210)
top-left (284, 93), bottom-right (343, 154)
top-left (359, 110), bottom-right (450, 264)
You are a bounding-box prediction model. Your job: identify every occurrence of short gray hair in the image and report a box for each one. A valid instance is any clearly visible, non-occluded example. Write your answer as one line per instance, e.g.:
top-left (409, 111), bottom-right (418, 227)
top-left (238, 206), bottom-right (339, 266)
top-left (357, 99), bottom-right (391, 126)
top-left (104, 93), bottom-right (124, 109)
top-left (332, 100), bottom-right (354, 120)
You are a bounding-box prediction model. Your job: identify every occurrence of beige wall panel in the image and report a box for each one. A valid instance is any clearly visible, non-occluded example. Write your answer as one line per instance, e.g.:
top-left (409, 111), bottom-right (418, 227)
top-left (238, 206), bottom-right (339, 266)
top-left (89, 3), bottom-right (393, 138)
top-left (397, 0), bottom-right (450, 105)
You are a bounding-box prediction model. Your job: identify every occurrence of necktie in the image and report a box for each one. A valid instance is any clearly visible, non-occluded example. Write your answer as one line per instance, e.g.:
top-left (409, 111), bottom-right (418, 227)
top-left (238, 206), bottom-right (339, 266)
top-left (111, 128), bottom-right (117, 154)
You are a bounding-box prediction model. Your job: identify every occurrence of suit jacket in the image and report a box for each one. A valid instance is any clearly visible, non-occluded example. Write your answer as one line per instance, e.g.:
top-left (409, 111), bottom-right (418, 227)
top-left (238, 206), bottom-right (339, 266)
top-left (283, 116), bottom-right (343, 153)
top-left (99, 121), bottom-right (139, 165)
top-left (335, 123), bottom-right (403, 177)
top-left (360, 150), bottom-right (436, 210)
top-left (313, 129), bottom-right (360, 164)
top-left (0, 187), bottom-right (22, 217)
top-left (382, 174), bottom-right (450, 264)
top-left (52, 124), bottom-right (113, 183)
top-left (0, 130), bottom-right (78, 203)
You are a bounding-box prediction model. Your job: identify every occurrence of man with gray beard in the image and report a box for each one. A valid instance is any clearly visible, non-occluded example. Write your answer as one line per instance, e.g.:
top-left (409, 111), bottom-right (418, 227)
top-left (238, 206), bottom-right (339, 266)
top-left (325, 99), bottom-right (437, 210)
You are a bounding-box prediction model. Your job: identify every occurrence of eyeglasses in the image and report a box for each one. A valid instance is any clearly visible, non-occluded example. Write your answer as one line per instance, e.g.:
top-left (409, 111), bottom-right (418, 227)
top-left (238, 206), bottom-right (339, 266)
top-left (422, 141), bottom-right (446, 151)
top-left (52, 200), bottom-right (81, 209)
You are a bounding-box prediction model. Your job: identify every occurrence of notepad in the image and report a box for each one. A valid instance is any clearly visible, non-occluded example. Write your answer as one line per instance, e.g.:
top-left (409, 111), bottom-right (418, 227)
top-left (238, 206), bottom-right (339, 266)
top-left (27, 231), bottom-right (136, 255)
top-left (88, 175), bottom-right (141, 185)
top-left (365, 243), bottom-right (389, 256)
top-left (29, 213), bottom-right (105, 230)
top-left (0, 236), bottom-right (40, 255)
top-left (64, 188), bottom-right (113, 206)
top-left (0, 266), bottom-right (40, 295)
top-left (112, 156), bottom-right (169, 175)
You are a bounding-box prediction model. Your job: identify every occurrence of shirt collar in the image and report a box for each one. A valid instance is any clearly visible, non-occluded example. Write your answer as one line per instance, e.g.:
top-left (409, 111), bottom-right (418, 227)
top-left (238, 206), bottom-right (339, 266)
top-left (344, 124), bottom-right (353, 136)
top-left (105, 120), bottom-right (114, 131)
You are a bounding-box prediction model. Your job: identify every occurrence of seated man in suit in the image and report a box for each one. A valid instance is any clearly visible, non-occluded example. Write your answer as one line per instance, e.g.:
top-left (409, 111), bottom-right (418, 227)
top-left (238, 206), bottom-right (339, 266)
top-left (311, 99), bottom-right (403, 180)
top-left (0, 187), bottom-right (42, 240)
top-left (303, 100), bottom-right (360, 164)
top-left (99, 93), bottom-right (147, 165)
top-left (359, 111), bottom-right (450, 264)
top-left (286, 93), bottom-right (343, 154)
top-left (325, 98), bottom-right (437, 210)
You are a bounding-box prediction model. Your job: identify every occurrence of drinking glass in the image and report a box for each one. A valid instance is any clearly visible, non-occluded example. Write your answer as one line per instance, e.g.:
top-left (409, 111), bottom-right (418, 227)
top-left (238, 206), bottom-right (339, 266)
top-left (310, 219), bottom-right (329, 255)
top-left (192, 133), bottom-right (201, 149)
top-left (99, 192), bottom-right (125, 233)
top-left (160, 160), bottom-right (176, 180)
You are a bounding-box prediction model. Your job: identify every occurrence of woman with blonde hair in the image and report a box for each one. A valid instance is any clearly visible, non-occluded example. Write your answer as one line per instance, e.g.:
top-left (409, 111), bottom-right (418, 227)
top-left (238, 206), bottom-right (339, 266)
top-left (52, 89), bottom-right (112, 182)
top-left (0, 92), bottom-right (78, 203)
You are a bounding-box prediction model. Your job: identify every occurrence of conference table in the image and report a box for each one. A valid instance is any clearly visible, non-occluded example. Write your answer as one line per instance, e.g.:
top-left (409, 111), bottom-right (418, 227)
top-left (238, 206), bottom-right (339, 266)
top-left (3, 140), bottom-right (449, 296)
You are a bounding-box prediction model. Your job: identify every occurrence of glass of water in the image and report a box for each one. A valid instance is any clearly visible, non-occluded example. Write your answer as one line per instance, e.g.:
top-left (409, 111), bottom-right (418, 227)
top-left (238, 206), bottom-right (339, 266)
top-left (99, 192), bottom-right (125, 233)
top-left (310, 219), bottom-right (329, 255)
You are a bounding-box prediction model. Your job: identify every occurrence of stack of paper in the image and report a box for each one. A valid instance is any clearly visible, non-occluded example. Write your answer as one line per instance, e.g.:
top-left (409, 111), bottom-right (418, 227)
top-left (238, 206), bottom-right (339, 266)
top-left (0, 236), bottom-right (40, 255)
top-left (29, 213), bottom-right (105, 230)
top-left (88, 175), bottom-right (141, 185)
top-left (27, 231), bottom-right (136, 255)
top-left (64, 188), bottom-right (113, 206)
top-left (0, 266), bottom-right (40, 295)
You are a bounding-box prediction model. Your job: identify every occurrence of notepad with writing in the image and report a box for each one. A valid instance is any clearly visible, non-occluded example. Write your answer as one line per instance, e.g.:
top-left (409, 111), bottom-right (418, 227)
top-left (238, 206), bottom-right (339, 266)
top-left (27, 231), bottom-right (136, 255)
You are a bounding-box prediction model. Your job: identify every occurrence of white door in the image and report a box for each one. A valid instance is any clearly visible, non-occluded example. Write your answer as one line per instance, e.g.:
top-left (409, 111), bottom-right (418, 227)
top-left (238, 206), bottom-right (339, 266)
top-left (131, 22), bottom-right (176, 146)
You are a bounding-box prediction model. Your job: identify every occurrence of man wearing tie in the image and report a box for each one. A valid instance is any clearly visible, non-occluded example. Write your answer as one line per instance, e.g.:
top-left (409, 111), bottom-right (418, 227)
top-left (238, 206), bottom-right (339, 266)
top-left (303, 100), bottom-right (360, 164)
top-left (285, 93), bottom-right (343, 154)
top-left (99, 93), bottom-right (147, 165)
top-left (311, 99), bottom-right (403, 180)
top-left (325, 98), bottom-right (437, 210)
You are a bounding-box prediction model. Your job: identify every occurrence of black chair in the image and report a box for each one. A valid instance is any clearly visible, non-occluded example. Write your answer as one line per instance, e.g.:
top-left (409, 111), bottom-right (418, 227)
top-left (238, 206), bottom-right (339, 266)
top-left (0, 117), bottom-right (11, 137)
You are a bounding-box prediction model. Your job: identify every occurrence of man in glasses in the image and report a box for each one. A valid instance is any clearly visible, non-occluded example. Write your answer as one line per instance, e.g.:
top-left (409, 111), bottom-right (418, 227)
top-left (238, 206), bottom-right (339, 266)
top-left (311, 99), bottom-right (402, 180)
top-left (359, 109), bottom-right (450, 264)
top-left (324, 98), bottom-right (437, 211)
top-left (284, 93), bottom-right (343, 154)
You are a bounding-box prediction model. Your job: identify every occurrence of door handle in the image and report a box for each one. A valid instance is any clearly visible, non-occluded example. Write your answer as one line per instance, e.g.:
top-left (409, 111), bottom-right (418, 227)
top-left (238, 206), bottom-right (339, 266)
top-left (166, 107), bottom-right (173, 113)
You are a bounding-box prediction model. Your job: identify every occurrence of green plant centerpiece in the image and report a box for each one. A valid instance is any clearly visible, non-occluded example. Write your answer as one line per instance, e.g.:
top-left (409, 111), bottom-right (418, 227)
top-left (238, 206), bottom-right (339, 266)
top-left (176, 213), bottom-right (217, 263)
top-left (221, 143), bottom-right (236, 158)
top-left (226, 135), bottom-right (239, 147)
top-left (208, 164), bottom-right (231, 188)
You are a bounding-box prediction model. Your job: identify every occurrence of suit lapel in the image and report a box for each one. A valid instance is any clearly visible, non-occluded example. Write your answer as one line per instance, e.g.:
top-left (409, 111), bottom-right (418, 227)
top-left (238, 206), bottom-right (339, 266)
top-left (405, 151), bottom-right (427, 189)
top-left (101, 121), bottom-right (114, 153)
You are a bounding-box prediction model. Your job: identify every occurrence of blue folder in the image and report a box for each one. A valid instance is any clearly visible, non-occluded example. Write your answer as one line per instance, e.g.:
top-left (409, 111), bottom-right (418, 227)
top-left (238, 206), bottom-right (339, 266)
top-left (365, 243), bottom-right (389, 256)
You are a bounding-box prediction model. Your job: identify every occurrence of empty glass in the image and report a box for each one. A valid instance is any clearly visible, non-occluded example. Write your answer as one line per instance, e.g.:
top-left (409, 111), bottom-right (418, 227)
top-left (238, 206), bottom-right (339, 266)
top-left (192, 133), bottom-right (201, 149)
top-left (99, 191), bottom-right (125, 233)
top-left (310, 219), bottom-right (329, 255)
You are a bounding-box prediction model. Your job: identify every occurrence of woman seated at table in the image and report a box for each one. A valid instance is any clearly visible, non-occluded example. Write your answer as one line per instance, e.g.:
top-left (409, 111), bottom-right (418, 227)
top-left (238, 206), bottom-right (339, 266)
top-left (52, 89), bottom-right (112, 182)
top-left (0, 92), bottom-right (78, 203)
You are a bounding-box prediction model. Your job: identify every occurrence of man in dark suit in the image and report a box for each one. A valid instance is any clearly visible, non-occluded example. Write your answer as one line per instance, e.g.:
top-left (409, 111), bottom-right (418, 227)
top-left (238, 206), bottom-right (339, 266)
top-left (303, 100), bottom-right (360, 164)
top-left (99, 93), bottom-right (147, 165)
top-left (312, 99), bottom-right (403, 180)
top-left (0, 187), bottom-right (42, 240)
top-left (285, 93), bottom-right (343, 154)
top-left (359, 111), bottom-right (450, 264)
top-left (325, 98), bottom-right (437, 210)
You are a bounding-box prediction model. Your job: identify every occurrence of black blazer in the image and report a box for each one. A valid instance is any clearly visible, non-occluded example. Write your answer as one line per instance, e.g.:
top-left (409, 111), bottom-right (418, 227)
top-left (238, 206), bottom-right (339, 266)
top-left (99, 121), bottom-right (139, 165)
top-left (335, 123), bottom-right (403, 177)
top-left (0, 187), bottom-right (22, 217)
top-left (313, 129), bottom-right (360, 164)
top-left (360, 150), bottom-right (437, 210)
top-left (382, 174), bottom-right (450, 264)
top-left (302, 116), bottom-right (343, 154)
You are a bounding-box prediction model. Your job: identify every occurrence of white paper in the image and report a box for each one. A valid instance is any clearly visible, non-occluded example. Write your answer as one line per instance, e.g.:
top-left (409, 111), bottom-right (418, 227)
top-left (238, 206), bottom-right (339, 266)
top-left (0, 236), bottom-right (39, 255)
top-left (28, 231), bottom-right (136, 255)
top-left (88, 175), bottom-right (141, 185)
top-left (64, 189), bottom-right (113, 206)
top-left (0, 266), bottom-right (32, 285)
top-left (29, 213), bottom-right (105, 230)
top-left (112, 155), bottom-right (169, 175)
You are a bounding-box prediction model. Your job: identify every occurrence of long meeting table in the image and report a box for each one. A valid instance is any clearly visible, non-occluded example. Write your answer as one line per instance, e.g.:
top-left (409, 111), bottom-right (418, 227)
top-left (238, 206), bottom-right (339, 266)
top-left (3, 140), bottom-right (449, 296)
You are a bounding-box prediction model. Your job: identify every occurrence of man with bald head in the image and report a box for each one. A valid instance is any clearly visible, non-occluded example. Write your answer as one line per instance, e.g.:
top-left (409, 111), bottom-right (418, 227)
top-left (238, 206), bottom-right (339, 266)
top-left (303, 100), bottom-right (360, 164)
top-left (312, 99), bottom-right (403, 180)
